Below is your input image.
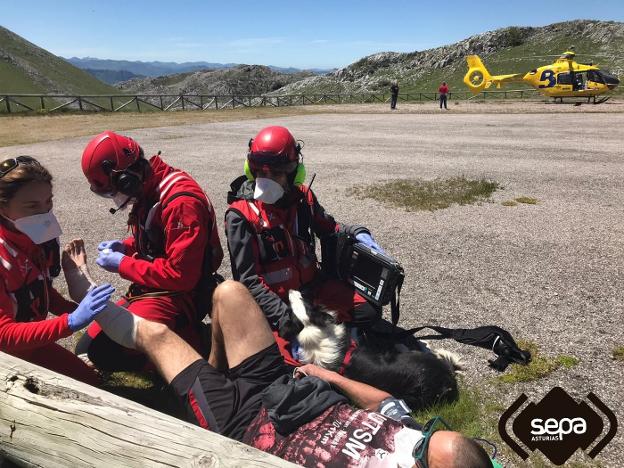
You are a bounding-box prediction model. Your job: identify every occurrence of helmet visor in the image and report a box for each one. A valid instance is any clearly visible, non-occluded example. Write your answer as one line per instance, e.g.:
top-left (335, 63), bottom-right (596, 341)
top-left (249, 157), bottom-right (297, 175)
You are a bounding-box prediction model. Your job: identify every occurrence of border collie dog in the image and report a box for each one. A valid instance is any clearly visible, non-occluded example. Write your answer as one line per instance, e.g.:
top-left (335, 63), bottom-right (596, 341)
top-left (289, 290), bottom-right (462, 410)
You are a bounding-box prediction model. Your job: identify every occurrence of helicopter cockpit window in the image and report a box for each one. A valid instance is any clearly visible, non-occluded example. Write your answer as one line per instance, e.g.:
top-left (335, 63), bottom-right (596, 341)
top-left (587, 70), bottom-right (603, 84)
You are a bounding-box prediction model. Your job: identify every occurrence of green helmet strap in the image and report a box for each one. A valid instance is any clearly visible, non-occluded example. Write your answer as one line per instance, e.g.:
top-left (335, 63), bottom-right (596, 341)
top-left (244, 159), bottom-right (254, 181)
top-left (244, 160), bottom-right (307, 186)
top-left (293, 162), bottom-right (306, 186)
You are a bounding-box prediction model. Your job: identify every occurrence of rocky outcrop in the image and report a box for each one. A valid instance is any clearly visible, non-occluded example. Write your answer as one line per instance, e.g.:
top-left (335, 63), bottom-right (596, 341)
top-left (116, 65), bottom-right (315, 95)
top-left (273, 20), bottom-right (624, 95)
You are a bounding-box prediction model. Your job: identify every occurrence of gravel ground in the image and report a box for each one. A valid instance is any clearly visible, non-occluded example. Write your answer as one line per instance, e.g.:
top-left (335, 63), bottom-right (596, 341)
top-left (1, 102), bottom-right (622, 466)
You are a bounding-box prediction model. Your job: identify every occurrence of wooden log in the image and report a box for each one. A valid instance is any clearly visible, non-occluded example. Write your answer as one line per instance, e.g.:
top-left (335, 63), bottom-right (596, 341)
top-left (0, 352), bottom-right (294, 468)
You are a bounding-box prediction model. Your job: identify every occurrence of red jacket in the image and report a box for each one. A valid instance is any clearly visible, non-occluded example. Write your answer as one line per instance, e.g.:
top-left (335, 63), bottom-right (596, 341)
top-left (225, 176), bottom-right (370, 330)
top-left (0, 225), bottom-right (75, 351)
top-left (438, 84), bottom-right (449, 95)
top-left (119, 155), bottom-right (223, 293)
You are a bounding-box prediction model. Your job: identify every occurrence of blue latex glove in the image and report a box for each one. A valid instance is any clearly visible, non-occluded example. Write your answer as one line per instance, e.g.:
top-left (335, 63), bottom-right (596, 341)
top-left (96, 250), bottom-right (125, 273)
top-left (291, 338), bottom-right (304, 361)
top-left (67, 283), bottom-right (115, 332)
top-left (98, 239), bottom-right (125, 254)
top-left (355, 232), bottom-right (386, 254)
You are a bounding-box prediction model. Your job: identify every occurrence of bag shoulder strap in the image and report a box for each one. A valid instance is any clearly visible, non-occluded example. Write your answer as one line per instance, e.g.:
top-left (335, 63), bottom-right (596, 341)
top-left (162, 191), bottom-right (206, 209)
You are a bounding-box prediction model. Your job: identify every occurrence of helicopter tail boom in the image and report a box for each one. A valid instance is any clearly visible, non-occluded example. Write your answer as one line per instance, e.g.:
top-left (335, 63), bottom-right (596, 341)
top-left (464, 55), bottom-right (522, 94)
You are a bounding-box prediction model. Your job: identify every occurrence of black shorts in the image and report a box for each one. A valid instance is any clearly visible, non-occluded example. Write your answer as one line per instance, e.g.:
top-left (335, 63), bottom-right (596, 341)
top-left (171, 343), bottom-right (290, 441)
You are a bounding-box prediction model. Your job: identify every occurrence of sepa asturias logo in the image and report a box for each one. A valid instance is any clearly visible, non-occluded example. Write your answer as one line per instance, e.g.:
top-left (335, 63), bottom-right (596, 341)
top-left (530, 417), bottom-right (587, 441)
top-left (499, 387), bottom-right (617, 465)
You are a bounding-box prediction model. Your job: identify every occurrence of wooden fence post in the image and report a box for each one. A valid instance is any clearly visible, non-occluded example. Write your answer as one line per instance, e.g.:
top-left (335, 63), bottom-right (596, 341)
top-left (0, 352), bottom-right (294, 468)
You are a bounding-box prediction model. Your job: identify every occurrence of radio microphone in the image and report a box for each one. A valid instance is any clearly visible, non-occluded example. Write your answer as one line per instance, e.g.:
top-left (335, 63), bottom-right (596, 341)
top-left (109, 196), bottom-right (131, 214)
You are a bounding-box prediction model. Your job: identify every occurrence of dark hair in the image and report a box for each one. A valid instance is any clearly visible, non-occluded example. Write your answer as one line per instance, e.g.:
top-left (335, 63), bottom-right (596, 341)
top-left (451, 436), bottom-right (492, 468)
top-left (344, 345), bottom-right (458, 410)
top-left (0, 156), bottom-right (52, 206)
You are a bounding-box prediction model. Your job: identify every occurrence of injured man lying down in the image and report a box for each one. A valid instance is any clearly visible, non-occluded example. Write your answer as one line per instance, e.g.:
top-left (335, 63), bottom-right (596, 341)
top-left (61, 239), bottom-right (499, 468)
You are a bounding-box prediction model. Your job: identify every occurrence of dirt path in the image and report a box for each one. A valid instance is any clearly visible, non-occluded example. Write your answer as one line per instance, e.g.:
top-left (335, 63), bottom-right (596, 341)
top-left (1, 100), bottom-right (622, 147)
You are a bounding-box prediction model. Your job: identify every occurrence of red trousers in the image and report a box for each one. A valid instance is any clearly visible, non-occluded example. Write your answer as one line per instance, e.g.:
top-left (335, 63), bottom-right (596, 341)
top-left (10, 343), bottom-right (99, 386)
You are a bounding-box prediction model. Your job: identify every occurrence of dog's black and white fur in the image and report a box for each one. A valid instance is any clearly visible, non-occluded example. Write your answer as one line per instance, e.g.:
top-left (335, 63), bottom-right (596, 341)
top-left (289, 290), bottom-right (462, 410)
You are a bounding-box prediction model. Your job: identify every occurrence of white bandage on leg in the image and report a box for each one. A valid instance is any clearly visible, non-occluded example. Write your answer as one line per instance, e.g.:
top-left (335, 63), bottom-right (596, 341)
top-left (95, 303), bottom-right (143, 350)
top-left (64, 265), bottom-right (143, 349)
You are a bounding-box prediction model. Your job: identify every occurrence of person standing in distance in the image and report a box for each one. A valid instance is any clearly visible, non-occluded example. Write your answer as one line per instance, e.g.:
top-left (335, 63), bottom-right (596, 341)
top-left (439, 82), bottom-right (449, 110)
top-left (390, 80), bottom-right (400, 110)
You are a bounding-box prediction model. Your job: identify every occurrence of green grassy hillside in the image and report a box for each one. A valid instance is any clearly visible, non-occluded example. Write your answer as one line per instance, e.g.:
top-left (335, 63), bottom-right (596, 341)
top-left (0, 25), bottom-right (117, 95)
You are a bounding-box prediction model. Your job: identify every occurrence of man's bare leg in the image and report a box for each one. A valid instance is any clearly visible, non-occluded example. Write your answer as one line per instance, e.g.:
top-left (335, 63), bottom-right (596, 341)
top-left (134, 280), bottom-right (275, 384)
top-left (63, 241), bottom-right (274, 382)
top-left (61, 239), bottom-right (96, 301)
top-left (208, 280), bottom-right (275, 370)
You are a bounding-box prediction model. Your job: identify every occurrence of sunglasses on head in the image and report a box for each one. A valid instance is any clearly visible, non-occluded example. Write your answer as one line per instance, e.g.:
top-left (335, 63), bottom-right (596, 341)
top-left (412, 417), bottom-right (452, 468)
top-left (412, 417), bottom-right (501, 468)
top-left (0, 156), bottom-right (40, 178)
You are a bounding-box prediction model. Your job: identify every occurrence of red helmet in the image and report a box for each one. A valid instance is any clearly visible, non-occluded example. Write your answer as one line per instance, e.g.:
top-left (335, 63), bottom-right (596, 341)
top-left (247, 126), bottom-right (300, 173)
top-left (81, 131), bottom-right (143, 194)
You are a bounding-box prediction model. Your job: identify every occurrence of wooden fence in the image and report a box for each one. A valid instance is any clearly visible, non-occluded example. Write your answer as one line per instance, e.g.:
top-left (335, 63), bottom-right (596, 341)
top-left (0, 352), bottom-right (294, 467)
top-left (0, 89), bottom-right (541, 114)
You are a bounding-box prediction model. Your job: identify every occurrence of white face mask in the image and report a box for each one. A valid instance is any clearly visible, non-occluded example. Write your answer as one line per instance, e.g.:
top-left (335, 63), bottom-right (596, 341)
top-left (97, 192), bottom-right (133, 211)
top-left (112, 193), bottom-right (132, 210)
top-left (254, 177), bottom-right (285, 204)
top-left (11, 210), bottom-right (63, 244)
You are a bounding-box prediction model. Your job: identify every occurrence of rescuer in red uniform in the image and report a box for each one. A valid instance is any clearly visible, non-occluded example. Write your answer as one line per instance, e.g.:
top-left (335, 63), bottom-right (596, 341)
top-left (0, 156), bottom-right (114, 385)
top-left (225, 126), bottom-right (384, 341)
top-left (76, 131), bottom-right (223, 371)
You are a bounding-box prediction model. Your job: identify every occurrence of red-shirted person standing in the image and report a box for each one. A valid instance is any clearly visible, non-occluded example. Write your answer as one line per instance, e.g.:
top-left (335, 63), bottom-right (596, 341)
top-left (0, 156), bottom-right (114, 385)
top-left (76, 131), bottom-right (223, 371)
top-left (438, 82), bottom-right (449, 110)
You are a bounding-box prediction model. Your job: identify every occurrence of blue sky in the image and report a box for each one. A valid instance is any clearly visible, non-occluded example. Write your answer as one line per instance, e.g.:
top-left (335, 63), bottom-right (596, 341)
top-left (3, 0), bottom-right (623, 68)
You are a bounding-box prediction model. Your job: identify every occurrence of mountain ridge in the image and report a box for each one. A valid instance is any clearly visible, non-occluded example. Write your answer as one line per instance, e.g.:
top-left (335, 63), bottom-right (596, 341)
top-left (271, 19), bottom-right (624, 95)
top-left (116, 65), bottom-right (317, 96)
top-left (66, 56), bottom-right (335, 79)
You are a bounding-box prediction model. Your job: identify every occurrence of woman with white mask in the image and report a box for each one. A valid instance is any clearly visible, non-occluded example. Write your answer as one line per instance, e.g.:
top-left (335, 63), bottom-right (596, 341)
top-left (0, 156), bottom-right (114, 385)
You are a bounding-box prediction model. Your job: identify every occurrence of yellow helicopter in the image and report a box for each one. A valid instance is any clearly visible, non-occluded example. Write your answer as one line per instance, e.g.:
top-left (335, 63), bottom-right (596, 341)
top-left (463, 48), bottom-right (620, 103)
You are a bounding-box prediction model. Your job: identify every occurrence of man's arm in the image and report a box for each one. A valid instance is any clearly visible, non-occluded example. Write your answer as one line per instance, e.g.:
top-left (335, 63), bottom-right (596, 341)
top-left (295, 363), bottom-right (391, 411)
top-left (0, 284), bottom-right (72, 351)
